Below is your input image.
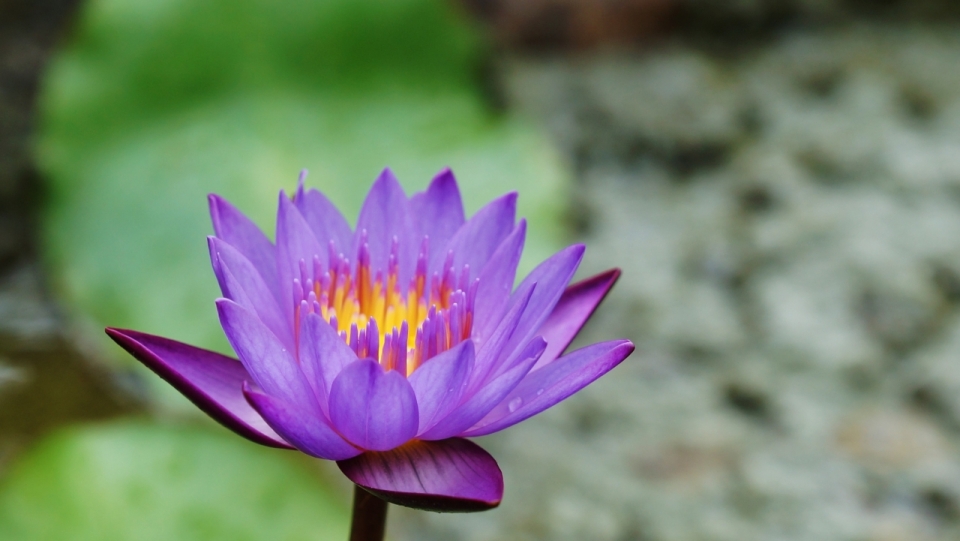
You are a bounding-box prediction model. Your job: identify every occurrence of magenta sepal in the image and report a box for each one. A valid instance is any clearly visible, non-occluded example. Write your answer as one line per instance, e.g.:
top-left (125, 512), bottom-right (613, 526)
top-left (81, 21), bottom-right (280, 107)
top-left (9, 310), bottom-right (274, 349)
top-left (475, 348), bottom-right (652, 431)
top-left (535, 268), bottom-right (622, 369)
top-left (105, 327), bottom-right (292, 449)
top-left (338, 438), bottom-right (503, 512)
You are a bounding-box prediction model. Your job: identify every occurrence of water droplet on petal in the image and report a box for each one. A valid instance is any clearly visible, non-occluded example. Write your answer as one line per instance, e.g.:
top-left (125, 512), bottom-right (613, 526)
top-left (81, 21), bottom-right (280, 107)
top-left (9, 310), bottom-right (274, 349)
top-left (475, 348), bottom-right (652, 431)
top-left (508, 397), bottom-right (523, 412)
top-left (536, 388), bottom-right (544, 396)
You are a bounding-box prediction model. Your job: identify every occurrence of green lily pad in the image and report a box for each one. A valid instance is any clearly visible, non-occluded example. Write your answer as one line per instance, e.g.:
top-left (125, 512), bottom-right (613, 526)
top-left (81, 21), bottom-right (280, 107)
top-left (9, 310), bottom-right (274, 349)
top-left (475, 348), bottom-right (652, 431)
top-left (0, 422), bottom-right (349, 541)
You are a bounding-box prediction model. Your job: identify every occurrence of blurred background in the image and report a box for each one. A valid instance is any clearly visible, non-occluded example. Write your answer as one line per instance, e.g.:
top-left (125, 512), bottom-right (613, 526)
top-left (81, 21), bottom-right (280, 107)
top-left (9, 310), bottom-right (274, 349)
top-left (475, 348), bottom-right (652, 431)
top-left (2, 0), bottom-right (960, 539)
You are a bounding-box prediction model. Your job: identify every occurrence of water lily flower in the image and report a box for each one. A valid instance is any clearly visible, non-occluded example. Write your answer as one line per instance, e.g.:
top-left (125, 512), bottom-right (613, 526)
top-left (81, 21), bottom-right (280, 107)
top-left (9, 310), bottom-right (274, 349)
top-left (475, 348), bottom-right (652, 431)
top-left (107, 168), bottom-right (634, 513)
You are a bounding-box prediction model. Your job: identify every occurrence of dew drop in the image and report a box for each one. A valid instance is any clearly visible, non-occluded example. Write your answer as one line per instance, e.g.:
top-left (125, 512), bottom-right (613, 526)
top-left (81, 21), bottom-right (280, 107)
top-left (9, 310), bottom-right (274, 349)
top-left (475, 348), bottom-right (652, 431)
top-left (536, 388), bottom-right (544, 396)
top-left (508, 397), bottom-right (523, 412)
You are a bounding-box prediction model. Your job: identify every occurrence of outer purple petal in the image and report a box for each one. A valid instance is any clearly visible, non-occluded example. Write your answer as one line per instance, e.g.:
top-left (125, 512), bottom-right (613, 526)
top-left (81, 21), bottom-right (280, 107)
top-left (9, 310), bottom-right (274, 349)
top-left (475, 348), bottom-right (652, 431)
top-left (420, 337), bottom-right (546, 441)
top-left (243, 383), bottom-right (361, 460)
top-left (208, 194), bottom-right (279, 302)
top-left (208, 237), bottom-right (291, 348)
top-left (105, 328), bottom-right (291, 449)
top-left (433, 192), bottom-right (517, 278)
top-left (216, 299), bottom-right (317, 413)
top-left (353, 169), bottom-right (416, 284)
top-left (329, 359), bottom-right (419, 451)
top-left (294, 183), bottom-right (353, 253)
top-left (534, 269), bottom-right (621, 370)
top-left (409, 168), bottom-right (466, 253)
top-left (464, 340), bottom-right (635, 437)
top-left (408, 340), bottom-right (475, 435)
top-left (472, 220), bottom-right (526, 343)
top-left (298, 312), bottom-right (357, 417)
top-left (276, 193), bottom-right (325, 325)
top-left (470, 281), bottom-right (537, 390)
top-left (338, 438), bottom-right (502, 512)
top-left (500, 244), bottom-right (585, 364)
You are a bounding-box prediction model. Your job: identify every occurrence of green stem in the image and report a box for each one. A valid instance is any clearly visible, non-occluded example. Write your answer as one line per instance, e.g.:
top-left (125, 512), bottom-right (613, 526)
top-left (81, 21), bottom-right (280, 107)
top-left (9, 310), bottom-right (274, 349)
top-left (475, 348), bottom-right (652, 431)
top-left (349, 485), bottom-right (388, 541)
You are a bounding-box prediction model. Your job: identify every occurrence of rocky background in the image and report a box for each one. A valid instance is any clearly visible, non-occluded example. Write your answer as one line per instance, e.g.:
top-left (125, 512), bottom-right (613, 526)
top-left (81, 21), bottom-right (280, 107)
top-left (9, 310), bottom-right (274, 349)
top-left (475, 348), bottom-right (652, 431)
top-left (395, 4), bottom-right (960, 541)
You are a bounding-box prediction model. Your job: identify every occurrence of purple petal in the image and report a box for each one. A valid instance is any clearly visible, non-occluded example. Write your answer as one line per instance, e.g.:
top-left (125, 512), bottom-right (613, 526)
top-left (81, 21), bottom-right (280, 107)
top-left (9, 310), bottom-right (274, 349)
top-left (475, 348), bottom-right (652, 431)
top-left (419, 337), bottom-right (545, 441)
top-left (216, 299), bottom-right (317, 413)
top-left (329, 359), bottom-right (419, 451)
top-left (433, 192), bottom-right (517, 278)
top-left (243, 383), bottom-right (361, 460)
top-left (338, 438), bottom-right (502, 512)
top-left (500, 244), bottom-right (585, 365)
top-left (472, 220), bottom-right (526, 343)
top-left (298, 312), bottom-right (357, 417)
top-left (409, 168), bottom-right (466, 254)
top-left (470, 280), bottom-right (537, 390)
top-left (208, 194), bottom-right (279, 302)
top-left (105, 328), bottom-right (291, 449)
top-left (208, 237), bottom-right (291, 348)
top-left (534, 269), bottom-right (621, 370)
top-left (276, 193), bottom-right (325, 324)
top-left (294, 184), bottom-right (353, 253)
top-left (464, 340), bottom-right (635, 437)
top-left (353, 169), bottom-right (416, 283)
top-left (408, 340), bottom-right (475, 435)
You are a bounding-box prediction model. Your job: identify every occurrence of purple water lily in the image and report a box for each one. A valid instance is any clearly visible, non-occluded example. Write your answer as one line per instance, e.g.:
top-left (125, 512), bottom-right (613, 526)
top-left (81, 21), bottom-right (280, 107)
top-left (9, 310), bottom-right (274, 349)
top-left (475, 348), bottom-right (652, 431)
top-left (107, 168), bottom-right (633, 513)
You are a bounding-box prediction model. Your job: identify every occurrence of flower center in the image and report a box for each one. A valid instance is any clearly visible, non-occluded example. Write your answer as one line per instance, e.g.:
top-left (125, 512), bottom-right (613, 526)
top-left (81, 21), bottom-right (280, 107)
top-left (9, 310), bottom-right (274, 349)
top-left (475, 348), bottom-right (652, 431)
top-left (292, 233), bottom-right (475, 376)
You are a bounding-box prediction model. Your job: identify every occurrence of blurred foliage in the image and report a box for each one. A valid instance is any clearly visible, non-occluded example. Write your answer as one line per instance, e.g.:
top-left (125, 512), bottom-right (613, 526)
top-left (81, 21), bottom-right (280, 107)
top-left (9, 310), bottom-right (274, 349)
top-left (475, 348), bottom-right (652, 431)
top-left (0, 422), bottom-right (348, 541)
top-left (39, 0), bottom-right (569, 357)
top-left (44, 0), bottom-right (482, 142)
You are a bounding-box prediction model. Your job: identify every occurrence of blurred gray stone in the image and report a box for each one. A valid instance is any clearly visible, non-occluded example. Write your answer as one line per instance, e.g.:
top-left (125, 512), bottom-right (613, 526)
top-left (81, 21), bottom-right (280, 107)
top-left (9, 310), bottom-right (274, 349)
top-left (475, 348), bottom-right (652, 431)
top-left (393, 24), bottom-right (960, 541)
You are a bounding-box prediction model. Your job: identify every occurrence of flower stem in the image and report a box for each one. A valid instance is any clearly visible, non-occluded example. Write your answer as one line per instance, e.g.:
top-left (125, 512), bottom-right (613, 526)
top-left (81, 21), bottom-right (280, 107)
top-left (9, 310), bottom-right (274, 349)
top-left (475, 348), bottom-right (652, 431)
top-left (349, 485), bottom-right (388, 541)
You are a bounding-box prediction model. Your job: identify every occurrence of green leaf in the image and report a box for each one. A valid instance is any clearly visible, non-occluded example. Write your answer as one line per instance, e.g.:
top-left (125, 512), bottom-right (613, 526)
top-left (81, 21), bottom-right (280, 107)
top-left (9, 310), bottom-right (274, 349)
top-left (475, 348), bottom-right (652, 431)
top-left (0, 422), bottom-right (349, 541)
top-left (44, 0), bottom-right (483, 143)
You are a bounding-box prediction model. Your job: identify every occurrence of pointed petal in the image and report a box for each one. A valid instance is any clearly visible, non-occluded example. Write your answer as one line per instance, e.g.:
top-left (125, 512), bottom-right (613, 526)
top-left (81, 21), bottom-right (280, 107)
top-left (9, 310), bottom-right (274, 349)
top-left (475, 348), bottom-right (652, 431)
top-left (464, 340), bottom-right (635, 437)
top-left (470, 281), bottom-right (536, 390)
top-left (433, 192), bottom-right (516, 278)
top-left (294, 187), bottom-right (353, 253)
top-left (472, 220), bottom-right (526, 342)
top-left (409, 168), bottom-right (466, 253)
top-left (216, 299), bottom-right (317, 413)
top-left (353, 169), bottom-right (416, 282)
top-left (276, 193), bottom-right (326, 327)
top-left (298, 312), bottom-right (357, 417)
top-left (408, 340), bottom-right (475, 435)
top-left (208, 237), bottom-right (291, 348)
top-left (208, 194), bottom-right (279, 300)
top-left (501, 244), bottom-right (585, 364)
top-left (329, 359), bottom-right (419, 451)
top-left (420, 338), bottom-right (545, 441)
top-left (243, 383), bottom-right (361, 460)
top-left (105, 328), bottom-right (291, 449)
top-left (534, 269), bottom-right (621, 370)
top-left (338, 438), bottom-right (502, 512)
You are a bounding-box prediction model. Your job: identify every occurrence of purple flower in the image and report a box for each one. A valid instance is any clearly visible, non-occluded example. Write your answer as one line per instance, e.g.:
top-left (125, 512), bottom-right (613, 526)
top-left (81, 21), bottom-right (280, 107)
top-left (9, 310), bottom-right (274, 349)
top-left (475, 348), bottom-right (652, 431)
top-left (107, 168), bottom-right (634, 512)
